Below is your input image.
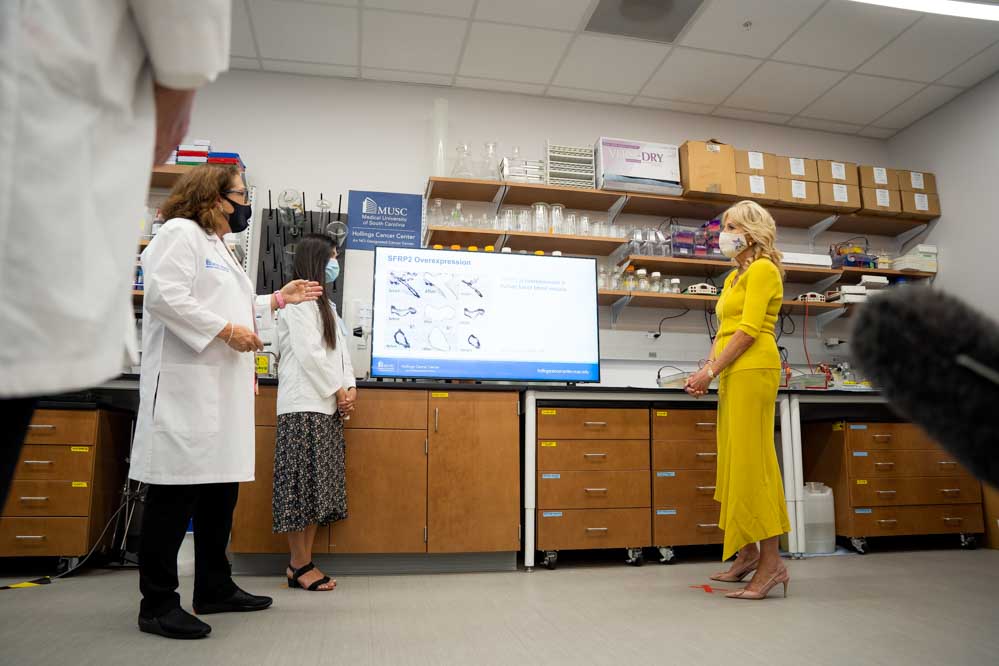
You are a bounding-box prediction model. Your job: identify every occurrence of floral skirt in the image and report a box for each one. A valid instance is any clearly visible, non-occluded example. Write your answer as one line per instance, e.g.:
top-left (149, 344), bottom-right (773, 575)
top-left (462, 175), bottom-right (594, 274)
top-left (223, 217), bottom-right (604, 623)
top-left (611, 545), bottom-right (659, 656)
top-left (272, 411), bottom-right (347, 533)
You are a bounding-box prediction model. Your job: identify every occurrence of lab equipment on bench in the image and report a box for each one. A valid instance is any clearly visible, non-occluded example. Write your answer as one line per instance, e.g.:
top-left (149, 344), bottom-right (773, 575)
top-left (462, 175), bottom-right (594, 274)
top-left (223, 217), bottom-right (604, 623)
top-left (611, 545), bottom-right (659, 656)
top-left (796, 292), bottom-right (826, 303)
top-left (685, 283), bottom-right (718, 296)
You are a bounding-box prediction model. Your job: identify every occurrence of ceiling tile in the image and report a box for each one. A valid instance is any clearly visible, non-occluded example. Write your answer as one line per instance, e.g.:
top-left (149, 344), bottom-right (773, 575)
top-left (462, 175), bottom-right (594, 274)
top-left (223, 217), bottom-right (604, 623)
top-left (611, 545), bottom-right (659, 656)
top-left (632, 97), bottom-right (716, 114)
top-left (249, 1), bottom-right (358, 64)
top-left (680, 0), bottom-right (825, 58)
top-left (859, 127), bottom-right (896, 139)
top-left (362, 10), bottom-right (466, 74)
top-left (229, 56), bottom-right (261, 71)
top-left (547, 87), bottom-right (634, 105)
top-left (726, 62), bottom-right (843, 114)
top-left (872, 84), bottom-right (964, 129)
top-left (714, 107), bottom-right (791, 124)
top-left (859, 14), bottom-right (999, 83)
top-left (552, 34), bottom-right (670, 95)
top-left (939, 41), bottom-right (999, 87)
top-left (802, 74), bottom-right (924, 125)
top-left (474, 0), bottom-right (593, 31)
top-left (772, 0), bottom-right (918, 71)
top-left (642, 47), bottom-right (759, 105)
top-left (454, 77), bottom-right (548, 95)
top-left (364, 0), bottom-right (475, 18)
top-left (276, 0), bottom-right (358, 4)
top-left (459, 23), bottom-right (572, 84)
top-left (261, 60), bottom-right (358, 78)
top-left (789, 117), bottom-right (864, 134)
top-left (362, 68), bottom-right (453, 86)
top-left (231, 1), bottom-right (257, 58)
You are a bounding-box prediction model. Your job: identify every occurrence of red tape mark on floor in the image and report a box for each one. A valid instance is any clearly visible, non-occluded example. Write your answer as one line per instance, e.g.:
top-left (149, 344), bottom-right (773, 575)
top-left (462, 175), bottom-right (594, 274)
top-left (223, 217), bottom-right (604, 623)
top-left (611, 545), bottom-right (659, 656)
top-left (689, 584), bottom-right (729, 594)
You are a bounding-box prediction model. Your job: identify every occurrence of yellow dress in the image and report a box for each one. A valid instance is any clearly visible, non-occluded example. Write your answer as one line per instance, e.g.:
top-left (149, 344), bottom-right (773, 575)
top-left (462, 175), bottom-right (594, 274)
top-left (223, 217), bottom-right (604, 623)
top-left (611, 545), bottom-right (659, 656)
top-left (713, 258), bottom-right (790, 560)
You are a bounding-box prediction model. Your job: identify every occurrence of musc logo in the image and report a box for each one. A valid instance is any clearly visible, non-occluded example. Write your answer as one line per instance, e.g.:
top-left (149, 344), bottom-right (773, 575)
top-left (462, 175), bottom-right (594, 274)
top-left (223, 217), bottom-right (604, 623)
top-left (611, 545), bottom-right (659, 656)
top-left (363, 196), bottom-right (407, 216)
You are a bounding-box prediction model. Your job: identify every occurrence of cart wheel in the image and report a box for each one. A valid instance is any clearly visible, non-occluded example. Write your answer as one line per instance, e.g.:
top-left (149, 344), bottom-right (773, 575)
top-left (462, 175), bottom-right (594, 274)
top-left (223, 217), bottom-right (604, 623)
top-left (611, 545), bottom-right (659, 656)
top-left (657, 546), bottom-right (677, 564)
top-left (959, 534), bottom-right (978, 550)
top-left (57, 556), bottom-right (81, 575)
top-left (543, 551), bottom-right (558, 570)
top-left (626, 548), bottom-right (644, 566)
top-left (850, 537), bottom-right (868, 554)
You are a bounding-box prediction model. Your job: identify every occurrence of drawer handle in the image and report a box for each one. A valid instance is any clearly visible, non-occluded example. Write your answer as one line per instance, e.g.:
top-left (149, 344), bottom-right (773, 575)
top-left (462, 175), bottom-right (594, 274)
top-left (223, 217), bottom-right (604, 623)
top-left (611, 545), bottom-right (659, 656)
top-left (20, 496), bottom-right (49, 502)
top-left (23, 460), bottom-right (54, 465)
top-left (872, 434), bottom-right (892, 441)
top-left (696, 485), bottom-right (717, 492)
top-left (585, 527), bottom-right (609, 532)
top-left (696, 452), bottom-right (717, 459)
top-left (28, 424), bottom-right (56, 430)
top-left (15, 535), bottom-right (46, 540)
top-left (876, 490), bottom-right (896, 496)
top-left (583, 421), bottom-right (608, 427)
top-left (697, 523), bottom-right (719, 529)
top-left (874, 462), bottom-right (895, 469)
top-left (584, 488), bottom-right (608, 493)
top-left (876, 519), bottom-right (898, 525)
top-left (943, 517), bottom-right (964, 524)
top-left (696, 422), bottom-right (716, 429)
top-left (583, 453), bottom-right (608, 458)
top-left (940, 488), bottom-right (962, 495)
top-left (938, 461), bottom-right (958, 469)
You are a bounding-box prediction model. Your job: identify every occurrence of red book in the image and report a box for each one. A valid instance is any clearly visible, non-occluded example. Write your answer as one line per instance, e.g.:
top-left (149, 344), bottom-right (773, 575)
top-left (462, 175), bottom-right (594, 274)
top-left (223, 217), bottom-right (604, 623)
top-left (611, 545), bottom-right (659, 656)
top-left (177, 150), bottom-right (209, 157)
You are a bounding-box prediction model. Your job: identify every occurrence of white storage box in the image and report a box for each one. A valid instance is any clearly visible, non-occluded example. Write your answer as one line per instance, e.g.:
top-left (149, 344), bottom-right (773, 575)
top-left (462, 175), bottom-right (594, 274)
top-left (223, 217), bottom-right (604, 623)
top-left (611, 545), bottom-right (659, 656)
top-left (783, 252), bottom-right (834, 268)
top-left (595, 137), bottom-right (681, 195)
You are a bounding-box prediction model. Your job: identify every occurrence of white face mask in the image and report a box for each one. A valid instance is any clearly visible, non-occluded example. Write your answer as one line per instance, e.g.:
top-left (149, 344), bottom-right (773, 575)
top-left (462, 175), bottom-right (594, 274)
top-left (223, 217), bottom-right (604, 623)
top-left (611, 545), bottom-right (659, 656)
top-left (719, 231), bottom-right (749, 258)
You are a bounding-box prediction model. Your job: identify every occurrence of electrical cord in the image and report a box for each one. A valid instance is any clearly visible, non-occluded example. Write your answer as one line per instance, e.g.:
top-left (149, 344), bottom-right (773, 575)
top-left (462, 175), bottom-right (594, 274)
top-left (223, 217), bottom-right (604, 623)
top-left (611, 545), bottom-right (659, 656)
top-left (703, 305), bottom-right (717, 341)
top-left (652, 309), bottom-right (691, 338)
top-left (52, 483), bottom-right (144, 580)
top-left (803, 300), bottom-right (814, 373)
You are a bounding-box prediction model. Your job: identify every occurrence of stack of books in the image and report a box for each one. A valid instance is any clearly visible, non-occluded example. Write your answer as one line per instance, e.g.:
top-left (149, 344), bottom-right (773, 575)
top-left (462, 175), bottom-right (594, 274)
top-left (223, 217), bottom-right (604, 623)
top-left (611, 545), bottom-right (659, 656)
top-left (176, 139), bottom-right (212, 165)
top-left (207, 152), bottom-right (246, 169)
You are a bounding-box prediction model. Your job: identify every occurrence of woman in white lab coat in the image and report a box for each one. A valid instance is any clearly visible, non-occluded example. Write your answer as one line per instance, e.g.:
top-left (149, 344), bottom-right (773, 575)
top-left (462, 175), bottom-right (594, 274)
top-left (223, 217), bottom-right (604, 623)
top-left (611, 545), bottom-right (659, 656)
top-left (130, 165), bottom-right (322, 640)
top-left (272, 234), bottom-right (356, 592)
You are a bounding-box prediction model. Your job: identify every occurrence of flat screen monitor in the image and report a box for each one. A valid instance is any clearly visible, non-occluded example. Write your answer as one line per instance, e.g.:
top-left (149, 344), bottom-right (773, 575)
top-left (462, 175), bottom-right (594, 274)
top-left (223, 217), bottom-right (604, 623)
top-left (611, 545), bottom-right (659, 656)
top-left (370, 246), bottom-right (600, 382)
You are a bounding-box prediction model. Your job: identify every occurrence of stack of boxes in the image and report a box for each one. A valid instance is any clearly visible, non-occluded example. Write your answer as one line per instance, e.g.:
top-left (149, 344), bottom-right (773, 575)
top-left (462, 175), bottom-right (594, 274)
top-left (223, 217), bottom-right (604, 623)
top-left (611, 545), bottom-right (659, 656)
top-left (859, 165), bottom-right (901, 215)
top-left (818, 159), bottom-right (861, 211)
top-left (894, 244), bottom-right (938, 273)
top-left (898, 170), bottom-right (941, 219)
top-left (734, 149), bottom-right (779, 202)
top-left (777, 155), bottom-right (819, 207)
top-left (176, 140), bottom-right (212, 166)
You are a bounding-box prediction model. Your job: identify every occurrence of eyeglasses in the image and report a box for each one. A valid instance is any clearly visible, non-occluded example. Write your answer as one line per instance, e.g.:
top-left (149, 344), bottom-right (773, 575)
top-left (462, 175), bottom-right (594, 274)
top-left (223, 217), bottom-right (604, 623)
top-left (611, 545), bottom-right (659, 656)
top-left (224, 189), bottom-right (249, 202)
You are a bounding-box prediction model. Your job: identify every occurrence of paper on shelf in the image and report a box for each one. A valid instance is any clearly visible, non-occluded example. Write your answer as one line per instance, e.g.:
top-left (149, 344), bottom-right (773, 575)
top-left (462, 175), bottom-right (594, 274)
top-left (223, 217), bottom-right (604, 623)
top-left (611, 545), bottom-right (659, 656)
top-left (873, 167), bottom-right (888, 185)
top-left (833, 184), bottom-right (849, 203)
top-left (750, 175), bottom-right (766, 195)
top-left (914, 193), bottom-right (929, 211)
top-left (791, 179), bottom-right (807, 199)
top-left (748, 151), bottom-right (765, 170)
top-left (910, 171), bottom-right (925, 189)
top-left (831, 162), bottom-right (846, 181)
top-left (875, 189), bottom-right (891, 207)
top-left (790, 158), bottom-right (806, 177)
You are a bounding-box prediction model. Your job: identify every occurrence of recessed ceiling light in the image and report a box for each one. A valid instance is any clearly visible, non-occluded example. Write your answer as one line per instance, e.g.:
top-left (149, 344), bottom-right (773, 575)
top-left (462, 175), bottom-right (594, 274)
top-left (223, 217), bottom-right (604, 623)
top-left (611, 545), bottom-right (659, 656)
top-left (846, 0), bottom-right (999, 21)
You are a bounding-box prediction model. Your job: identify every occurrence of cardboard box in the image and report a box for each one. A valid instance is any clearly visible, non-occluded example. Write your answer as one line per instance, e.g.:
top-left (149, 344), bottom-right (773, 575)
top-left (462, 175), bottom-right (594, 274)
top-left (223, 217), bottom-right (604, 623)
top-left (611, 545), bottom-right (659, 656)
top-left (596, 137), bottom-right (682, 196)
top-left (778, 178), bottom-right (819, 207)
top-left (817, 159), bottom-right (859, 185)
top-left (735, 150), bottom-right (778, 177)
top-left (777, 156), bottom-right (818, 181)
top-left (897, 170), bottom-right (938, 193)
top-left (859, 165), bottom-right (899, 189)
top-left (679, 140), bottom-right (737, 198)
top-left (900, 190), bottom-right (941, 219)
top-left (983, 483), bottom-right (999, 550)
top-left (818, 182), bottom-right (861, 211)
top-left (860, 187), bottom-right (901, 215)
top-left (736, 173), bottom-right (779, 202)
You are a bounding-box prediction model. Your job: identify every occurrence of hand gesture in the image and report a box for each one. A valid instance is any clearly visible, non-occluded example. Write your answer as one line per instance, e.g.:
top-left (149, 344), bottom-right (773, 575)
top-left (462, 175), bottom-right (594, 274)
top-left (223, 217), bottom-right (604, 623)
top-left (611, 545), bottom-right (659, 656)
top-left (684, 368), bottom-right (712, 397)
top-left (225, 324), bottom-right (264, 353)
top-left (281, 279), bottom-right (324, 305)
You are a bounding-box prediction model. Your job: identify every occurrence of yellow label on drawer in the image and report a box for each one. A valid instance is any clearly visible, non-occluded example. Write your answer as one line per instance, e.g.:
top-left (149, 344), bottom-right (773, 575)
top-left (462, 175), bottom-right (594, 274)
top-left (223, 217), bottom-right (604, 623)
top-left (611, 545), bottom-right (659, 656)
top-left (72, 482), bottom-right (88, 488)
top-left (833, 422), bottom-right (844, 431)
top-left (431, 392), bottom-right (449, 398)
top-left (856, 479), bottom-right (868, 485)
top-left (255, 355), bottom-right (270, 374)
top-left (70, 446), bottom-right (90, 453)
top-left (656, 411), bottom-right (669, 417)
top-left (540, 409), bottom-right (557, 416)
top-left (540, 441), bottom-right (558, 447)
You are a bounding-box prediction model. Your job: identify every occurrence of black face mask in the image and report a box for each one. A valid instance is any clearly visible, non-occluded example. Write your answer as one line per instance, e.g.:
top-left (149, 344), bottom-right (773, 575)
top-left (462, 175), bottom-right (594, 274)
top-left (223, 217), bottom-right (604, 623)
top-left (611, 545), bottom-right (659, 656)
top-left (224, 195), bottom-right (252, 233)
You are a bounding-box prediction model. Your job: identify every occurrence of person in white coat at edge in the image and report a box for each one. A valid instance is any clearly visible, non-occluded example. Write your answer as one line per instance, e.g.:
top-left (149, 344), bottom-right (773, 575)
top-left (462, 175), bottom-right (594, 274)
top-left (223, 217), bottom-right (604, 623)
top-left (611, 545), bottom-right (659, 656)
top-left (129, 164), bottom-right (323, 640)
top-left (0, 1), bottom-right (230, 506)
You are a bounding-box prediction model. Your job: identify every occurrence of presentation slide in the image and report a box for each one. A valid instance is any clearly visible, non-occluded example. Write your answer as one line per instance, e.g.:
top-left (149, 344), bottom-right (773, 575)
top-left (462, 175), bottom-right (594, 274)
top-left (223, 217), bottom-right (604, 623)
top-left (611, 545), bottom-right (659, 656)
top-left (371, 247), bottom-right (599, 382)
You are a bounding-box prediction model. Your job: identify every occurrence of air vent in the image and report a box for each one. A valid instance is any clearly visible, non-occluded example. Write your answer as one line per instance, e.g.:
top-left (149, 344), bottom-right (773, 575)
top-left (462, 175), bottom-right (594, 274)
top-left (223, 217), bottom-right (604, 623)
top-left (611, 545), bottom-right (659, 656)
top-left (585, 0), bottom-right (705, 44)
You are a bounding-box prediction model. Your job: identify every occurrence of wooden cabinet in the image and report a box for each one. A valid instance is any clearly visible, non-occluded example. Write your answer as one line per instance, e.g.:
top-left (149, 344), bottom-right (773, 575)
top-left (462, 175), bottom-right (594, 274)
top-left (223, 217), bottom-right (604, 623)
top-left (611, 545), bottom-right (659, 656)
top-left (537, 471), bottom-right (650, 510)
top-left (538, 408), bottom-right (649, 440)
top-left (803, 421), bottom-right (984, 542)
top-left (538, 439), bottom-right (649, 471)
top-left (537, 508), bottom-right (650, 551)
top-left (428, 392), bottom-right (520, 553)
top-left (1, 409), bottom-right (131, 558)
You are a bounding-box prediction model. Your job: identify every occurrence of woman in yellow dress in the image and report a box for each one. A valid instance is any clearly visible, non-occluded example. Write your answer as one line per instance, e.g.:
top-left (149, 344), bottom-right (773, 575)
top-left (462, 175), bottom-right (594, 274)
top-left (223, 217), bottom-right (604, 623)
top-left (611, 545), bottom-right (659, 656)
top-left (684, 200), bottom-right (791, 600)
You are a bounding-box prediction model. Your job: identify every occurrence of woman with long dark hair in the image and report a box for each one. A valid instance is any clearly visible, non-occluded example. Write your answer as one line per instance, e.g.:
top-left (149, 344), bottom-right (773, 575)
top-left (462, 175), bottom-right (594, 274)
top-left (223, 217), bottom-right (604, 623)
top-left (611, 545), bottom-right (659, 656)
top-left (272, 233), bottom-right (356, 592)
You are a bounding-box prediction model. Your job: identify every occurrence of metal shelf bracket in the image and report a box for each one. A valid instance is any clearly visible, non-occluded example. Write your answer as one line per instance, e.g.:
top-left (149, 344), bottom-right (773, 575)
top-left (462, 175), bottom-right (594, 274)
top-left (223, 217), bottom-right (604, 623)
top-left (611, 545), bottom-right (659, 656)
top-left (814, 273), bottom-right (842, 293)
top-left (610, 294), bottom-right (633, 327)
top-left (814, 306), bottom-right (848, 336)
top-left (808, 215), bottom-right (838, 252)
top-left (607, 194), bottom-right (629, 225)
top-left (893, 223), bottom-right (928, 256)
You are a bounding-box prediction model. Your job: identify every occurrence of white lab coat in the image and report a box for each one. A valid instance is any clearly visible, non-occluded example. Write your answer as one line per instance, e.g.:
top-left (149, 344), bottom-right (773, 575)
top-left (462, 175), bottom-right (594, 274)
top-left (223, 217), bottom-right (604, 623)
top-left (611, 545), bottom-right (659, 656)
top-left (129, 219), bottom-right (271, 485)
top-left (0, 1), bottom-right (230, 398)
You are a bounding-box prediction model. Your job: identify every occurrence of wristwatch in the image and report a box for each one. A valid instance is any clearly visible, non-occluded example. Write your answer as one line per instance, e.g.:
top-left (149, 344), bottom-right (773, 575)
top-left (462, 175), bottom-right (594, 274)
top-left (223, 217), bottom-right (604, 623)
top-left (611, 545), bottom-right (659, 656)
top-left (705, 362), bottom-right (715, 379)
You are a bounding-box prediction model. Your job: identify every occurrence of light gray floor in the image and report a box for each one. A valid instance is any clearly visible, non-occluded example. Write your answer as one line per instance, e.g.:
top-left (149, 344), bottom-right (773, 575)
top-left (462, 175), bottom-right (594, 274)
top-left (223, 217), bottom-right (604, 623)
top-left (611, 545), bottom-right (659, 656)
top-left (1, 550), bottom-right (997, 666)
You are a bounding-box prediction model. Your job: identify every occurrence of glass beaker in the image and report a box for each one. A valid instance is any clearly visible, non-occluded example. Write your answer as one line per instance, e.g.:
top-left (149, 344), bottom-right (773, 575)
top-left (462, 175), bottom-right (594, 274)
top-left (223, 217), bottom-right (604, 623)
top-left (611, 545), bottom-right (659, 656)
top-left (636, 268), bottom-right (649, 292)
top-left (564, 213), bottom-right (578, 236)
top-left (501, 209), bottom-right (515, 231)
top-left (451, 142), bottom-right (475, 179)
top-left (597, 267), bottom-right (608, 290)
top-left (480, 141), bottom-right (500, 180)
top-left (579, 215), bottom-right (591, 236)
top-left (517, 209), bottom-right (532, 232)
top-left (629, 229), bottom-right (644, 256)
top-left (428, 198), bottom-right (445, 227)
top-left (532, 202), bottom-right (550, 234)
top-left (650, 271), bottom-right (662, 293)
top-left (550, 204), bottom-right (565, 234)
top-left (450, 202), bottom-right (465, 226)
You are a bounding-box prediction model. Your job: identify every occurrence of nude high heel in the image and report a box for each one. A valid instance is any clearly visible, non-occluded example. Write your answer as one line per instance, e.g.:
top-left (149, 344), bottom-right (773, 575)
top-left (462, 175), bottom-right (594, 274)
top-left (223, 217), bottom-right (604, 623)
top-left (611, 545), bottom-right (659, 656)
top-left (725, 567), bottom-right (790, 600)
top-left (709, 558), bottom-right (759, 583)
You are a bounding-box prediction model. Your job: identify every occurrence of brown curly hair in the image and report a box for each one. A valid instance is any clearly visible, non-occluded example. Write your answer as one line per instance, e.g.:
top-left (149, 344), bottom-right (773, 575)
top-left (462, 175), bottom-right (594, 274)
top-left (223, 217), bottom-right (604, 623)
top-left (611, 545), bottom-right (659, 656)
top-left (160, 164), bottom-right (241, 233)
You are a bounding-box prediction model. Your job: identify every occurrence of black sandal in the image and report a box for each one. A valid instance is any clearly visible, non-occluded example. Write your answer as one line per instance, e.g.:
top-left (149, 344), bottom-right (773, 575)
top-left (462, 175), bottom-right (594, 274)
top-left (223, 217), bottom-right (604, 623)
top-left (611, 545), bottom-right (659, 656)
top-left (288, 562), bottom-right (335, 591)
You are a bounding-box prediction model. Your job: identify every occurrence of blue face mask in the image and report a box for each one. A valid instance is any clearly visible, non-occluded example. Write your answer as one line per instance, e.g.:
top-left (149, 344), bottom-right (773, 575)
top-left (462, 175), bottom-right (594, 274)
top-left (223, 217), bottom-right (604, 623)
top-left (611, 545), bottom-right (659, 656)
top-left (325, 258), bottom-right (340, 285)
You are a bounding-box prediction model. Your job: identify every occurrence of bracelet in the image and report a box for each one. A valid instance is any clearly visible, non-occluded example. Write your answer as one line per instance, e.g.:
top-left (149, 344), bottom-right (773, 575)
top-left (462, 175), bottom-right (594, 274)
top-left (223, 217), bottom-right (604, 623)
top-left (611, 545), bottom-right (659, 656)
top-left (705, 362), bottom-right (715, 379)
top-left (273, 290), bottom-right (286, 309)
top-left (226, 323), bottom-right (234, 344)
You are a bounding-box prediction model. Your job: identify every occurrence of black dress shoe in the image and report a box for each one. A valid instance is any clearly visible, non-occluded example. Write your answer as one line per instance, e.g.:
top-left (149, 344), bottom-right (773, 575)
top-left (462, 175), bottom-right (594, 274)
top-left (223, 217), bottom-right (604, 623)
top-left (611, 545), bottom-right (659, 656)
top-left (193, 586), bottom-right (273, 615)
top-left (138, 608), bottom-right (211, 640)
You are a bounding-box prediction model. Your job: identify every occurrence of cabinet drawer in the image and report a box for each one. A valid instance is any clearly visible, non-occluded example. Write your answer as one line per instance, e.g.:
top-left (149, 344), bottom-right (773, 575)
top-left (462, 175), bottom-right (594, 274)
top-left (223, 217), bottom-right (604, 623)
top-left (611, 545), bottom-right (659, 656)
top-left (653, 440), bottom-right (718, 470)
top-left (652, 409), bottom-right (718, 441)
top-left (23, 410), bottom-right (97, 446)
top-left (13, 445), bottom-right (94, 481)
top-left (538, 471), bottom-right (649, 510)
top-left (536, 508), bottom-right (650, 551)
top-left (848, 449), bottom-right (972, 478)
top-left (849, 504), bottom-right (984, 537)
top-left (653, 469), bottom-right (718, 508)
top-left (2, 481), bottom-right (91, 517)
top-left (348, 389), bottom-right (428, 430)
top-left (538, 440), bottom-right (649, 471)
top-left (846, 423), bottom-right (937, 451)
top-left (850, 477), bottom-right (981, 506)
top-left (653, 505), bottom-right (724, 546)
top-left (537, 408), bottom-right (649, 440)
top-left (255, 386), bottom-right (277, 427)
top-left (0, 517), bottom-right (89, 556)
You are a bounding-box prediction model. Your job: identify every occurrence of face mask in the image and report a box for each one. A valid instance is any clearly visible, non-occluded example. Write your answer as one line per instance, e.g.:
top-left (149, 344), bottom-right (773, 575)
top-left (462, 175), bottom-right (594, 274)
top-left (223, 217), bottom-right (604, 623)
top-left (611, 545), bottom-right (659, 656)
top-left (325, 258), bottom-right (340, 285)
top-left (719, 231), bottom-right (749, 258)
top-left (223, 195), bottom-right (252, 234)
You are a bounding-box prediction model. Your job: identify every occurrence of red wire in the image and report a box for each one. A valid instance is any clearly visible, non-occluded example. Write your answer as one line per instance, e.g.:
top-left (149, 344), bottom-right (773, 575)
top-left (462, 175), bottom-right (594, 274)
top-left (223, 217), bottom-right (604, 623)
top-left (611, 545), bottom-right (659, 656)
top-left (803, 300), bottom-right (813, 373)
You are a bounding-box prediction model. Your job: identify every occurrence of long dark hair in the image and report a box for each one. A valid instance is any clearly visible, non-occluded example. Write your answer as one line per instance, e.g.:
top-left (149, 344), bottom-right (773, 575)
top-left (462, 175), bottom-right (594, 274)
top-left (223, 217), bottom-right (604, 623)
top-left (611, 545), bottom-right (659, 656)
top-left (292, 234), bottom-right (338, 349)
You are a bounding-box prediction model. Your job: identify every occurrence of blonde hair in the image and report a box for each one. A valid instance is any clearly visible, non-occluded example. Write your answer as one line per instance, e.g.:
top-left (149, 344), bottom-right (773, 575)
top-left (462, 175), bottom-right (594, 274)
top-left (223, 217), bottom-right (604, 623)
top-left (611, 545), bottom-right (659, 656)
top-left (721, 200), bottom-right (785, 280)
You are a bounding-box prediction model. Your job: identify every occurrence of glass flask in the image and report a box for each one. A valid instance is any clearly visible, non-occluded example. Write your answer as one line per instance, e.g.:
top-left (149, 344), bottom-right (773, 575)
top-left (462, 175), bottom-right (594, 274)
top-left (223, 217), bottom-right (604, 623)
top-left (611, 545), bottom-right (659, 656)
top-left (451, 142), bottom-right (475, 179)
